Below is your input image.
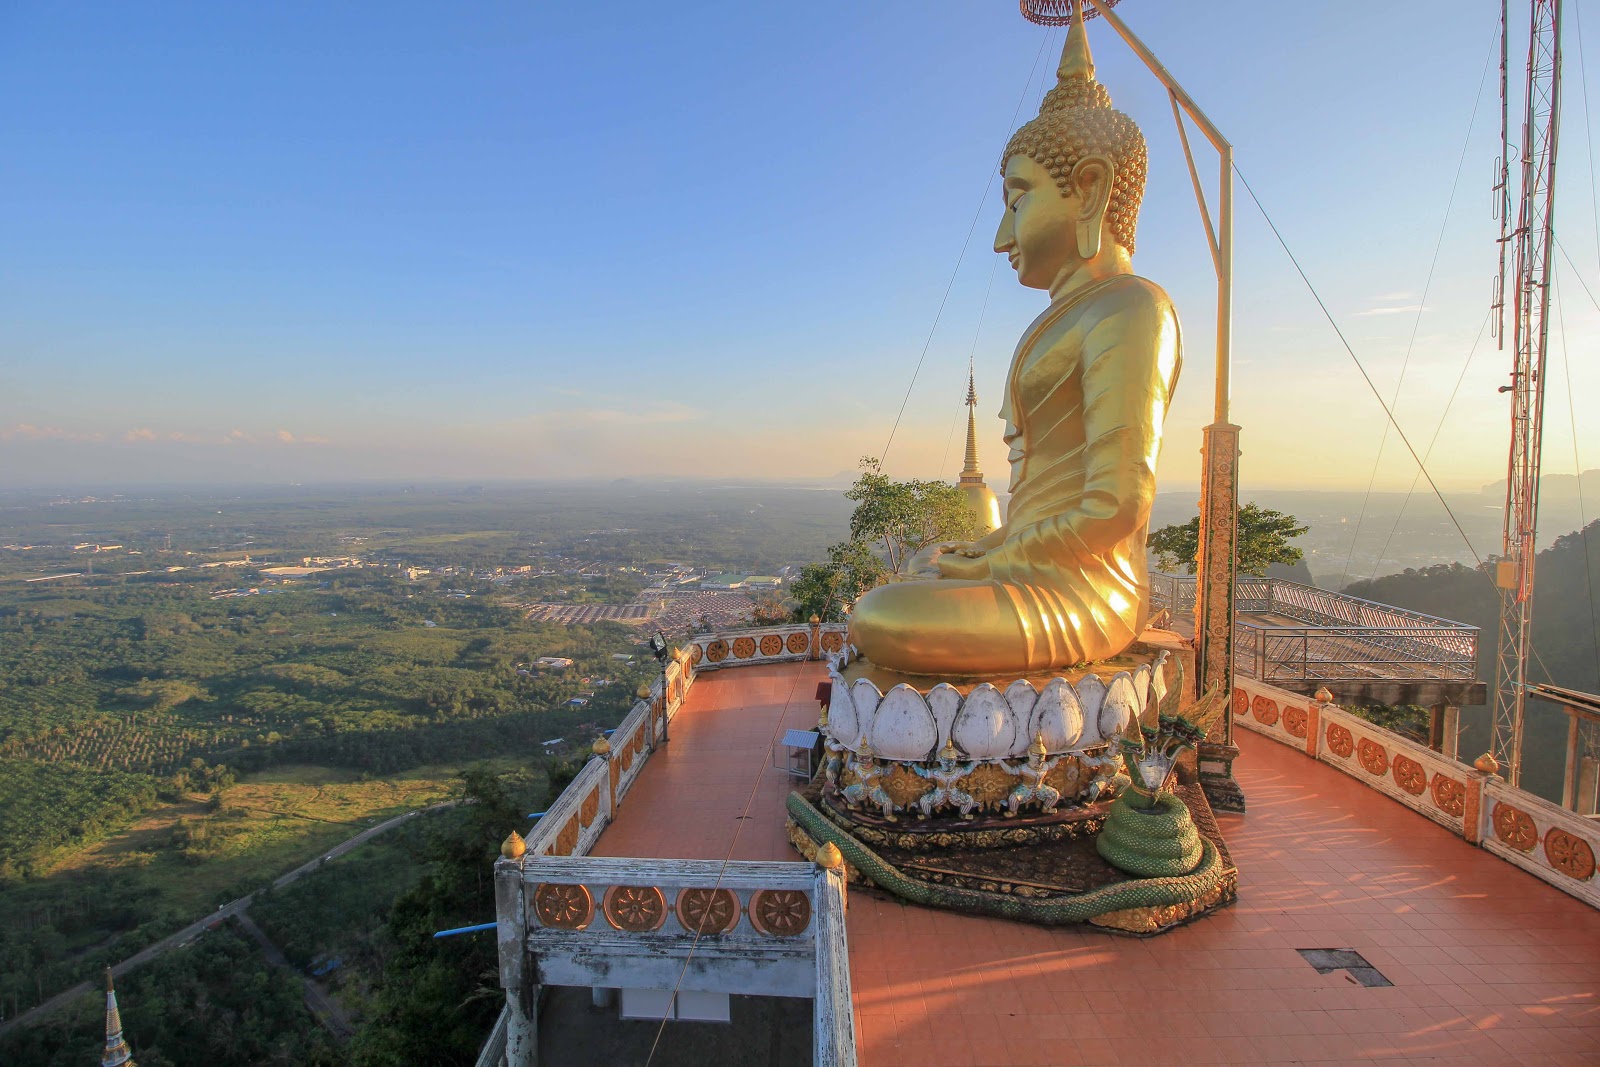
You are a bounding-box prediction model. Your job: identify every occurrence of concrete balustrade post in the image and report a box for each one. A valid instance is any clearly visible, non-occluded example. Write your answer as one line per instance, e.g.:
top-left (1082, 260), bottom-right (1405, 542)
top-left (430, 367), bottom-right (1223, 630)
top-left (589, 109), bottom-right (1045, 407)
top-left (495, 857), bottom-right (536, 1066)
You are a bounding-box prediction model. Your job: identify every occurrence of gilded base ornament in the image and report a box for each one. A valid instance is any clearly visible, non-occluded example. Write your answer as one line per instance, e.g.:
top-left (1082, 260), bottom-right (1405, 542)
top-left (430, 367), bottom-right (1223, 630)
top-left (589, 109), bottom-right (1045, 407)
top-left (785, 779), bottom-right (1234, 935)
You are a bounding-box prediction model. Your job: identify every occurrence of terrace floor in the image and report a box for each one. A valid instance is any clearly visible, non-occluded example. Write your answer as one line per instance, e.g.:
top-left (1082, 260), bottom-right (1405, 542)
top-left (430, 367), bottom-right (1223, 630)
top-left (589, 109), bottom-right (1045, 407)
top-left (588, 662), bottom-right (1600, 1066)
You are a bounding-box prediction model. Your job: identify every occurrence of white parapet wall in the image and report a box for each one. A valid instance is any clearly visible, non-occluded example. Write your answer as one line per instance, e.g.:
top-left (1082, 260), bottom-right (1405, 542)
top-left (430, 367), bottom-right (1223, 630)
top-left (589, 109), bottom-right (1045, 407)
top-left (481, 625), bottom-right (858, 1067)
top-left (1234, 674), bottom-right (1600, 910)
top-left (683, 620), bottom-right (847, 670)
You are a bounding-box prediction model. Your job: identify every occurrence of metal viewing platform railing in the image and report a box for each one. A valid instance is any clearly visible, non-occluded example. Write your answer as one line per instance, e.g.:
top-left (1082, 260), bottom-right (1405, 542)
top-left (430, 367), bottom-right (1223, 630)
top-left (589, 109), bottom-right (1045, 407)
top-left (1152, 573), bottom-right (1481, 691)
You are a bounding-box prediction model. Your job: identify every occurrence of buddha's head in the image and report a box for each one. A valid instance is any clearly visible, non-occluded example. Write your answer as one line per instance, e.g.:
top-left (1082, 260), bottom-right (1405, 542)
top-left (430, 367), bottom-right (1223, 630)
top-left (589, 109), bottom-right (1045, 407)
top-left (995, 2), bottom-right (1147, 291)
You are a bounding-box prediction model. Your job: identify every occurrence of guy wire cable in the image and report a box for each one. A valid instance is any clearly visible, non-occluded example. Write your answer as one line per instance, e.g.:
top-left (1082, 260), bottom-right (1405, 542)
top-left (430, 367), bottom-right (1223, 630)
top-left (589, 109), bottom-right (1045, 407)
top-left (881, 27), bottom-right (1055, 467)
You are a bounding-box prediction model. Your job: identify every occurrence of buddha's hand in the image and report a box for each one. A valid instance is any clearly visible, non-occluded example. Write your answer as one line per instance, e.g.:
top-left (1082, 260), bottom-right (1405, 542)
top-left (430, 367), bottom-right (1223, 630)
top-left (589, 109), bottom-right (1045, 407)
top-left (936, 549), bottom-right (990, 581)
top-left (906, 540), bottom-right (971, 577)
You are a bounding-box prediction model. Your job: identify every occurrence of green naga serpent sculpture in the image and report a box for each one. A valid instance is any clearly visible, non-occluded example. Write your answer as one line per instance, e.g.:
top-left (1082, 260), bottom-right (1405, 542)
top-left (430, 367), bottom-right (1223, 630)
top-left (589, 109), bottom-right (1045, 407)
top-left (1095, 677), bottom-right (1227, 878)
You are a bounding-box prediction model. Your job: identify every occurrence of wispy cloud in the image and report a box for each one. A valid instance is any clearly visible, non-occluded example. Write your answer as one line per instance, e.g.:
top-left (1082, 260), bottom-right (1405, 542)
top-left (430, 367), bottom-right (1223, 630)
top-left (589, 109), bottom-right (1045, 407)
top-left (1355, 304), bottom-right (1426, 317)
top-left (7, 423), bottom-right (329, 447)
top-left (1, 423), bottom-right (105, 442)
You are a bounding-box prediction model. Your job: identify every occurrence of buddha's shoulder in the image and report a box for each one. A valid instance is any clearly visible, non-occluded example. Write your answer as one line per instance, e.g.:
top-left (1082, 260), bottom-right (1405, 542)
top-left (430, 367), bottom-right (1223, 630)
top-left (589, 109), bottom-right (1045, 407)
top-left (1077, 274), bottom-right (1175, 321)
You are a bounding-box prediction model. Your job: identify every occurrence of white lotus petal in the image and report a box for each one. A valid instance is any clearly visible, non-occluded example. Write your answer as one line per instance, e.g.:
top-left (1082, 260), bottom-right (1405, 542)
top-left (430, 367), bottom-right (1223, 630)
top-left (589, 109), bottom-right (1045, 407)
top-left (827, 673), bottom-right (859, 748)
top-left (850, 678), bottom-right (883, 734)
top-left (1004, 678), bottom-right (1039, 723)
top-left (1101, 674), bottom-right (1140, 740)
top-left (1030, 677), bottom-right (1085, 751)
top-left (951, 684), bottom-right (1015, 760)
top-left (928, 683), bottom-right (962, 753)
top-left (871, 684), bottom-right (939, 761)
top-left (1131, 664), bottom-right (1151, 712)
top-left (1075, 674), bottom-right (1108, 745)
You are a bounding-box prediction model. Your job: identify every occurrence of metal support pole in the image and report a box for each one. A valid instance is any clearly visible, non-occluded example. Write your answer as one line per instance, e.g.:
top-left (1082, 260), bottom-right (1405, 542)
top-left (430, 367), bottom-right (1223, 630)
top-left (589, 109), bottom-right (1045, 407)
top-left (1085, 0), bottom-right (1243, 810)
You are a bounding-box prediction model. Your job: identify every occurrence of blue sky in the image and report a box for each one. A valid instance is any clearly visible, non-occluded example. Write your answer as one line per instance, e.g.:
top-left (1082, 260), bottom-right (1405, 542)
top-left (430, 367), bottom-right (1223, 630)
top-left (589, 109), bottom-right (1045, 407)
top-left (2, 0), bottom-right (1598, 492)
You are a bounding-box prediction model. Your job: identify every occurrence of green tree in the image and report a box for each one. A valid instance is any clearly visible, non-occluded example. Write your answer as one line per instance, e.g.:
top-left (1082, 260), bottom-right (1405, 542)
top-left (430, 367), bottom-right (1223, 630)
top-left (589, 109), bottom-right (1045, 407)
top-left (790, 459), bottom-right (983, 622)
top-left (1147, 503), bottom-right (1309, 577)
top-left (845, 458), bottom-right (984, 576)
top-left (789, 540), bottom-right (888, 623)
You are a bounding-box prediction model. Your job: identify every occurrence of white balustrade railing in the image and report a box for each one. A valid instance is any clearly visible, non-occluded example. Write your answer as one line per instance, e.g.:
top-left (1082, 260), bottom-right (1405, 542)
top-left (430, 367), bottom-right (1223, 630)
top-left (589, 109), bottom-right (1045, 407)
top-left (1234, 674), bottom-right (1600, 912)
top-left (685, 620), bottom-right (847, 670)
top-left (482, 623), bottom-right (860, 1066)
top-left (496, 856), bottom-right (855, 1066)
top-left (1481, 779), bottom-right (1600, 911)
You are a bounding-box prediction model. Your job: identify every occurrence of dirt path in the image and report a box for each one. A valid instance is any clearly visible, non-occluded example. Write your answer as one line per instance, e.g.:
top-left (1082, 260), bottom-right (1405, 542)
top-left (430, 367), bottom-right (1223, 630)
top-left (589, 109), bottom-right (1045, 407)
top-left (232, 910), bottom-right (355, 1041)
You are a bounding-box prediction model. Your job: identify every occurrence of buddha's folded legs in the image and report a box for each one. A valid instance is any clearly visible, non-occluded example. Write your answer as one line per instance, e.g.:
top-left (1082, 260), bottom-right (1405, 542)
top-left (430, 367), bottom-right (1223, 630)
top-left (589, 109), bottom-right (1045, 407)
top-left (849, 575), bottom-right (1136, 676)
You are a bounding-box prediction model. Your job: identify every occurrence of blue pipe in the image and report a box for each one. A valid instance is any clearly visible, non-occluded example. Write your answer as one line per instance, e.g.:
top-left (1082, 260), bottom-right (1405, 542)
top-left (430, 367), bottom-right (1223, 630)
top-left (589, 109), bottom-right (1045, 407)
top-left (433, 922), bottom-right (497, 939)
top-left (528, 810), bottom-right (547, 819)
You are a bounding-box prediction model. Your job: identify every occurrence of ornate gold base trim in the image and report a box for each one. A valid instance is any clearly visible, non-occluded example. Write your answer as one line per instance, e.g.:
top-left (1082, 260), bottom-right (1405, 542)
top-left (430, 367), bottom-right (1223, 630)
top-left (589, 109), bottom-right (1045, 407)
top-left (816, 783), bottom-right (1110, 851)
top-left (786, 782), bottom-right (1237, 936)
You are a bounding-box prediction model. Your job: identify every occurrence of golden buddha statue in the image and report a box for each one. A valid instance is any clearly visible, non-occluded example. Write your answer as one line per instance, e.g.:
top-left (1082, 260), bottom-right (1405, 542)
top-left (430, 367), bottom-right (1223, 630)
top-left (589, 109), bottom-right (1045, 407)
top-left (849, 3), bottom-right (1181, 676)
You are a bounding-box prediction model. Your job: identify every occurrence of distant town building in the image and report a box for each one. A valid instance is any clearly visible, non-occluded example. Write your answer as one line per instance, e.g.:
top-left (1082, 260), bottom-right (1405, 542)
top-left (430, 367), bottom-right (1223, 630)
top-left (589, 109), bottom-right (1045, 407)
top-left (699, 574), bottom-right (747, 590)
top-left (535, 657), bottom-right (576, 670)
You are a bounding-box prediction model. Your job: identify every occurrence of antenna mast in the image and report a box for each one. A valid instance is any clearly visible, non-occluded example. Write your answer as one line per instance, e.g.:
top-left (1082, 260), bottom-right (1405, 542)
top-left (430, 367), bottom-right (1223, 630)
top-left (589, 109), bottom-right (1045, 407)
top-left (1492, 0), bottom-right (1563, 787)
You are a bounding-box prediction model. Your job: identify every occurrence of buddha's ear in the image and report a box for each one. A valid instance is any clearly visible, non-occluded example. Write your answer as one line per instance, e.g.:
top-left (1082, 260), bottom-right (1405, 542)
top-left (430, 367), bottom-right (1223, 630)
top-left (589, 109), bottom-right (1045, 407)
top-left (1070, 155), bottom-right (1115, 259)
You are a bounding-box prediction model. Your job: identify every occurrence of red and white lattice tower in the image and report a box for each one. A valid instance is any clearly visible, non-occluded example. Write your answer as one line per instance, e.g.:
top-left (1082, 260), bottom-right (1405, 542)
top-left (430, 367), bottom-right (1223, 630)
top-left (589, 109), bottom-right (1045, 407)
top-left (1492, 0), bottom-right (1563, 787)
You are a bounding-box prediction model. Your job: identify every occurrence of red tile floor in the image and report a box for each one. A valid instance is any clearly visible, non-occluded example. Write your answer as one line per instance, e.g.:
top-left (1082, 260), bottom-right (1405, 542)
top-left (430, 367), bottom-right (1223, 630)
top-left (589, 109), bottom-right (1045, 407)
top-left (589, 663), bottom-right (1600, 1066)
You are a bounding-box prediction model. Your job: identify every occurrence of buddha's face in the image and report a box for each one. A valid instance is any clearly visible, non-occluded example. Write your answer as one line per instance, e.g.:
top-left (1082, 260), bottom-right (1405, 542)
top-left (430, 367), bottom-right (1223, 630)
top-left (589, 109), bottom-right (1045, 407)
top-left (995, 155), bottom-right (1073, 290)
top-left (994, 153), bottom-right (1112, 292)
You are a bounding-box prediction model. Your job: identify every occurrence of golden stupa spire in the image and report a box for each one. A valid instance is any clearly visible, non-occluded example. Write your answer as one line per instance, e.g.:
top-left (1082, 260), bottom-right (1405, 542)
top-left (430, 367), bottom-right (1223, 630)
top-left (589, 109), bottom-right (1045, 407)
top-left (961, 368), bottom-right (981, 479)
top-left (956, 369), bottom-right (1001, 533)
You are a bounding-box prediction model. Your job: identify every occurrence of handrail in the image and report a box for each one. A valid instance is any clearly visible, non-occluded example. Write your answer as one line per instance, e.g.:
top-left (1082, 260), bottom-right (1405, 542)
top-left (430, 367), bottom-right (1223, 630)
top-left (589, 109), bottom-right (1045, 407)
top-left (1234, 674), bottom-right (1600, 913)
top-left (1154, 573), bottom-right (1480, 683)
top-left (1153, 572), bottom-right (1478, 632)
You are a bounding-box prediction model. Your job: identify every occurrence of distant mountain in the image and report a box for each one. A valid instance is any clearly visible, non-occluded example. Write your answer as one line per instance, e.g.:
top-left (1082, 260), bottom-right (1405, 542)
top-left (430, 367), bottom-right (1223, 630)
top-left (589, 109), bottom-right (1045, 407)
top-left (1477, 469), bottom-right (1600, 501)
top-left (1343, 519), bottom-right (1600, 804)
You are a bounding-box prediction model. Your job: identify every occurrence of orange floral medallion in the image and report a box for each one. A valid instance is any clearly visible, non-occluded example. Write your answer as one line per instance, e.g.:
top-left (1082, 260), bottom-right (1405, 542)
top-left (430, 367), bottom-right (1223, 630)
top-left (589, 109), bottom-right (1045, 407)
top-left (760, 634), bottom-right (783, 656)
top-left (749, 889), bottom-right (811, 936)
top-left (1282, 706), bottom-right (1308, 738)
top-left (1357, 738), bottom-right (1389, 777)
top-left (534, 882), bottom-right (593, 929)
top-left (705, 640), bottom-right (728, 663)
top-left (787, 631), bottom-right (810, 654)
top-left (731, 636), bottom-right (756, 659)
top-left (1430, 775), bottom-right (1466, 817)
top-left (604, 885), bottom-right (667, 932)
top-left (821, 631), bottom-right (844, 653)
top-left (1391, 754), bottom-right (1426, 795)
top-left (1252, 695), bottom-right (1279, 726)
top-left (1544, 827), bottom-right (1597, 880)
top-left (1492, 802), bottom-right (1538, 852)
top-left (1326, 723), bottom-right (1354, 759)
top-left (676, 887), bottom-right (741, 934)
